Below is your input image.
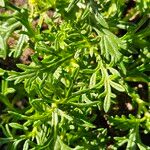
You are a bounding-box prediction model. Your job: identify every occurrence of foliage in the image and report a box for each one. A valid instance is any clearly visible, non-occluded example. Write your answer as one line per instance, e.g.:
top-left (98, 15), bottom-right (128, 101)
top-left (0, 0), bottom-right (150, 149)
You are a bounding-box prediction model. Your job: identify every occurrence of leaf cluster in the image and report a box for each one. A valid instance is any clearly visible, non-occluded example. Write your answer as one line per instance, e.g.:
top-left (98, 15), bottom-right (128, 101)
top-left (0, 0), bottom-right (150, 149)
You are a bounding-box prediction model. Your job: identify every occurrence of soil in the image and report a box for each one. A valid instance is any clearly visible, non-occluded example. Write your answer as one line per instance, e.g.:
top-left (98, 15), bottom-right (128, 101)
top-left (10, 0), bottom-right (27, 6)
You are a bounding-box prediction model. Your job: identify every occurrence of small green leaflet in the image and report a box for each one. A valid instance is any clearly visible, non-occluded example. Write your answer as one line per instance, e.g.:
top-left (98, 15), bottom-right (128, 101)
top-left (110, 81), bottom-right (125, 92)
top-left (9, 123), bottom-right (28, 130)
top-left (95, 12), bottom-right (109, 29)
top-left (103, 93), bottom-right (111, 113)
top-left (0, 35), bottom-right (7, 59)
top-left (0, 0), bottom-right (5, 7)
top-left (66, 0), bottom-right (80, 12)
top-left (89, 72), bottom-right (97, 88)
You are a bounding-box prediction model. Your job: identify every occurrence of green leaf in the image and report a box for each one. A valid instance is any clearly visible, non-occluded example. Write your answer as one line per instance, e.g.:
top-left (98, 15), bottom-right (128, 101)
top-left (70, 101), bottom-right (99, 107)
top-left (0, 0), bottom-right (5, 7)
top-left (5, 124), bottom-right (13, 137)
top-left (54, 136), bottom-right (72, 150)
top-left (58, 109), bottom-right (73, 121)
top-left (14, 27), bottom-right (27, 58)
top-left (100, 35), bottom-right (109, 60)
top-left (23, 140), bottom-right (29, 150)
top-left (66, 0), bottom-right (80, 12)
top-left (0, 93), bottom-right (13, 109)
top-left (114, 136), bottom-right (128, 147)
top-left (8, 111), bottom-right (29, 119)
top-left (89, 72), bottom-right (97, 88)
top-left (5, 88), bottom-right (16, 95)
top-left (100, 29), bottom-right (122, 63)
top-left (16, 64), bottom-right (29, 70)
top-left (109, 115), bottom-right (139, 131)
top-left (9, 123), bottom-right (28, 130)
top-left (110, 81), bottom-right (125, 92)
top-left (0, 125), bottom-right (10, 137)
top-left (108, 67), bottom-right (120, 77)
top-left (137, 143), bottom-right (150, 150)
top-left (0, 137), bottom-right (13, 145)
top-left (80, 4), bottom-right (90, 20)
top-left (80, 119), bottom-right (96, 128)
top-left (95, 13), bottom-right (109, 28)
top-left (8, 72), bottom-right (36, 85)
top-left (0, 68), bottom-right (5, 76)
top-left (103, 94), bottom-right (111, 113)
top-left (126, 128), bottom-right (136, 150)
top-left (30, 99), bottom-right (45, 112)
top-left (0, 35), bottom-right (7, 59)
top-left (12, 139), bottom-right (24, 150)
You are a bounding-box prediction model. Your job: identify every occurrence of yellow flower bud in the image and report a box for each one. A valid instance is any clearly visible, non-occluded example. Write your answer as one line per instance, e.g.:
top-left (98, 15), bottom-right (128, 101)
top-left (28, 0), bottom-right (37, 5)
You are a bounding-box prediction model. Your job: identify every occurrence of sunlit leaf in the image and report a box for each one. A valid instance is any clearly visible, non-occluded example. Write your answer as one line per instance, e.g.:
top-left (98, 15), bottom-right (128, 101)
top-left (89, 72), bottom-right (97, 88)
top-left (110, 81), bottom-right (125, 92)
top-left (103, 94), bottom-right (111, 113)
